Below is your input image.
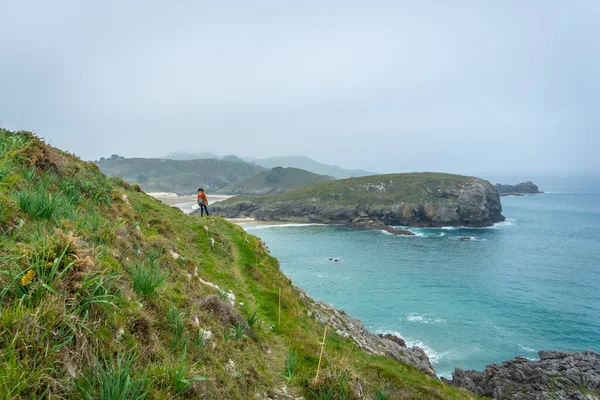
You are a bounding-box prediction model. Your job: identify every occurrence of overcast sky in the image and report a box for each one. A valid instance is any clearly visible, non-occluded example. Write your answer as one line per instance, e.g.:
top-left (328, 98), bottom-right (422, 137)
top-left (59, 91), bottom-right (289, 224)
top-left (1, 0), bottom-right (599, 176)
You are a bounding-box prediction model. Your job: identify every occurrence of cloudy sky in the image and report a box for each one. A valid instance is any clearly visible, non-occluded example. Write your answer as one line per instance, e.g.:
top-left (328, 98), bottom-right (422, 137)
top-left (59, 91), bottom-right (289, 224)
top-left (1, 0), bottom-right (599, 176)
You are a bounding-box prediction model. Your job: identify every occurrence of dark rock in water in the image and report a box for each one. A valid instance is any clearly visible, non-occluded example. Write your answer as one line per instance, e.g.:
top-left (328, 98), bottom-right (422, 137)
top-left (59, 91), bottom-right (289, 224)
top-left (459, 237), bottom-right (471, 241)
top-left (443, 350), bottom-right (600, 399)
top-left (495, 181), bottom-right (543, 196)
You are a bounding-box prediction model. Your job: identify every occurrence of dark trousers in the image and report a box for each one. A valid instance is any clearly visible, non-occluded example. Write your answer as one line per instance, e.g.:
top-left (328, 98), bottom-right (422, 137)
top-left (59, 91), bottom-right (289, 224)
top-left (199, 204), bottom-right (209, 216)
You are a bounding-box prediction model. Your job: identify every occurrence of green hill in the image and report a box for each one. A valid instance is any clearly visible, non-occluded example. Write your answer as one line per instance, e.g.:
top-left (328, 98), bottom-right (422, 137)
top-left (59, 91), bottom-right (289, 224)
top-left (209, 172), bottom-right (504, 227)
top-left (217, 167), bottom-right (334, 195)
top-left (95, 157), bottom-right (264, 194)
top-left (0, 130), bottom-right (482, 399)
top-left (242, 155), bottom-right (376, 178)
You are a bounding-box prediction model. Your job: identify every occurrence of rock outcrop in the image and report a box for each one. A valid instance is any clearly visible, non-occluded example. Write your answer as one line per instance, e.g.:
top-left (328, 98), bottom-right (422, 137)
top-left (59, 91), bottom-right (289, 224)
top-left (295, 286), bottom-right (437, 377)
top-left (495, 181), bottom-right (543, 196)
top-left (443, 350), bottom-right (600, 399)
top-left (201, 174), bottom-right (505, 228)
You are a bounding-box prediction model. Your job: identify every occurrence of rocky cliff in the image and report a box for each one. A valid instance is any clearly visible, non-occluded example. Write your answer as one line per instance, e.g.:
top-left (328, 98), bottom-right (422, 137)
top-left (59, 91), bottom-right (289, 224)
top-left (495, 181), bottom-right (543, 196)
top-left (443, 350), bottom-right (600, 399)
top-left (200, 173), bottom-right (505, 228)
top-left (295, 285), bottom-right (437, 377)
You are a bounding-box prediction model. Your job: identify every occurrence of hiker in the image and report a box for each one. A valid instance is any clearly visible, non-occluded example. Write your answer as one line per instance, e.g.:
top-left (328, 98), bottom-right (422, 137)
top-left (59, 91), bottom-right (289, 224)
top-left (197, 188), bottom-right (210, 216)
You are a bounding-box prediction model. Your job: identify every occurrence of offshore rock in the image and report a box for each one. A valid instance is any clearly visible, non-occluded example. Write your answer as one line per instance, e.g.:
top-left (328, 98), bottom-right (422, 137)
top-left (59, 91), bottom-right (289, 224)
top-left (495, 181), bottom-right (543, 196)
top-left (443, 350), bottom-right (600, 399)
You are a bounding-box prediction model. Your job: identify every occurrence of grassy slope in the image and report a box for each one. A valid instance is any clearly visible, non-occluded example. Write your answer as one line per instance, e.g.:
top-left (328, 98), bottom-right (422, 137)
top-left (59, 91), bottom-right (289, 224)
top-left (95, 157), bottom-right (265, 194)
top-left (0, 130), bottom-right (482, 399)
top-left (218, 167), bottom-right (334, 194)
top-left (220, 173), bottom-right (475, 208)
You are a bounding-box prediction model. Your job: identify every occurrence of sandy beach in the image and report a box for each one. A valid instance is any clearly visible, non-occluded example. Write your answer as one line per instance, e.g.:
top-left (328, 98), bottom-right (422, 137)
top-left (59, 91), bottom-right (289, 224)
top-left (148, 192), bottom-right (253, 220)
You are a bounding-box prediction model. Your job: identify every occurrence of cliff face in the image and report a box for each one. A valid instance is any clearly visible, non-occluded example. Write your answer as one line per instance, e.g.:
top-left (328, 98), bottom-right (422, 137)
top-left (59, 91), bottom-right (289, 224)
top-left (443, 350), bottom-right (600, 400)
top-left (495, 181), bottom-right (542, 196)
top-left (203, 174), bottom-right (505, 228)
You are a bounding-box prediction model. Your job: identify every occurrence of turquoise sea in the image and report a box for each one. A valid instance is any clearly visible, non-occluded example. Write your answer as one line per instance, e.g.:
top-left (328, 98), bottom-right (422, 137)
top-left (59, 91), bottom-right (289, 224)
top-left (241, 176), bottom-right (600, 378)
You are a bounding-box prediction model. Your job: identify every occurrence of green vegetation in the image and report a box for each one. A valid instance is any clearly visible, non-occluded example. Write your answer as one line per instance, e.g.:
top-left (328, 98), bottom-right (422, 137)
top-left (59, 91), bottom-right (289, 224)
top-left (0, 129), bottom-right (482, 399)
top-left (218, 166), bottom-right (334, 195)
top-left (130, 262), bottom-right (168, 297)
top-left (220, 172), bottom-right (476, 208)
top-left (95, 156), bottom-right (264, 194)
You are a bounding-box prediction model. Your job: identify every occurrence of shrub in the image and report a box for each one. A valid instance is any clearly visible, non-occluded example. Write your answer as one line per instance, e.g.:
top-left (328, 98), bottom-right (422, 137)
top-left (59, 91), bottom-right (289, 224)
top-left (129, 263), bottom-right (167, 297)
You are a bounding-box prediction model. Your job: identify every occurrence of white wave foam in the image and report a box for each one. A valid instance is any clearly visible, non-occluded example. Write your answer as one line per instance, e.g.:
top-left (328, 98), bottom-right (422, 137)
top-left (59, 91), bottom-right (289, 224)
top-left (407, 312), bottom-right (447, 324)
top-left (485, 219), bottom-right (516, 229)
top-left (517, 344), bottom-right (536, 353)
top-left (441, 226), bottom-right (458, 230)
top-left (380, 230), bottom-right (394, 235)
top-left (380, 330), bottom-right (447, 364)
top-left (245, 223), bottom-right (326, 230)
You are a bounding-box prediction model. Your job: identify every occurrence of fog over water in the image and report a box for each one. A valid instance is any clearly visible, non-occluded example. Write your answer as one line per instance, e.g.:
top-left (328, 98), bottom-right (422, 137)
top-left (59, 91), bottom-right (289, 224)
top-left (1, 1), bottom-right (599, 176)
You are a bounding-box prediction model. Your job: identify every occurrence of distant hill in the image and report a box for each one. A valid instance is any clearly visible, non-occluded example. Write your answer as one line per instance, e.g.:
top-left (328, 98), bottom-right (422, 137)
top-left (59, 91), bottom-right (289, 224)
top-left (243, 155), bottom-right (375, 178)
top-left (95, 157), bottom-right (264, 194)
top-left (164, 151), bottom-right (220, 160)
top-left (217, 167), bottom-right (334, 195)
top-left (161, 152), bottom-right (375, 178)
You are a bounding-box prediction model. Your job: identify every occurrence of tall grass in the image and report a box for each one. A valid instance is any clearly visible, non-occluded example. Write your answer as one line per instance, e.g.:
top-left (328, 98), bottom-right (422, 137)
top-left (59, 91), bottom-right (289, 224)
top-left (167, 306), bottom-right (186, 351)
top-left (281, 350), bottom-right (298, 383)
top-left (17, 191), bottom-right (65, 220)
top-left (241, 303), bottom-right (262, 330)
top-left (76, 352), bottom-right (148, 400)
top-left (168, 346), bottom-right (206, 395)
top-left (129, 263), bottom-right (167, 298)
top-left (74, 271), bottom-right (118, 316)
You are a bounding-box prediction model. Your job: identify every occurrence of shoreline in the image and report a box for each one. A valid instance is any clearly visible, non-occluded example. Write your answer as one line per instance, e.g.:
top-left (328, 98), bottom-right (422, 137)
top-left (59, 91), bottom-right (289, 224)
top-left (148, 192), bottom-right (236, 215)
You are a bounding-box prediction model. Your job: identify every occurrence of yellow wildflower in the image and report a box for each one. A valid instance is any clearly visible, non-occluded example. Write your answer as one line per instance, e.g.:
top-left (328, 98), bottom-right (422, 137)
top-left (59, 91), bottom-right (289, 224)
top-left (20, 270), bottom-right (36, 286)
top-left (46, 261), bottom-right (54, 268)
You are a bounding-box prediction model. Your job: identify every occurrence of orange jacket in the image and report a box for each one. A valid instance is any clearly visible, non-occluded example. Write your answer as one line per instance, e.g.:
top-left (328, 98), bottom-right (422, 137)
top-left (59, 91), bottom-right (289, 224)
top-left (198, 192), bottom-right (208, 205)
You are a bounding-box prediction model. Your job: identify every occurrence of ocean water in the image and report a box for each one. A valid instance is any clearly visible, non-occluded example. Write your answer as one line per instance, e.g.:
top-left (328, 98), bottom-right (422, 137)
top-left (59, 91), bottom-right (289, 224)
top-left (241, 178), bottom-right (600, 377)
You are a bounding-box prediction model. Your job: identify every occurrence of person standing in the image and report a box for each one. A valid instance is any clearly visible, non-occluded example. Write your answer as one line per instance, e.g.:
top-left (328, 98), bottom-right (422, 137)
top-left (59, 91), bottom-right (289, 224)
top-left (197, 188), bottom-right (210, 216)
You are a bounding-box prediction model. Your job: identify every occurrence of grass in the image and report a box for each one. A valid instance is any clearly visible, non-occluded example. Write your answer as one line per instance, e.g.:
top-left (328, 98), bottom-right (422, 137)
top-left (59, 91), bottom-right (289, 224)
top-left (76, 352), bottom-right (148, 400)
top-left (281, 350), bottom-right (298, 383)
top-left (168, 346), bottom-right (206, 395)
top-left (0, 129), bottom-right (491, 399)
top-left (17, 191), bottom-right (66, 220)
top-left (129, 262), bottom-right (167, 297)
top-left (218, 172), bottom-right (478, 209)
top-left (167, 306), bottom-right (186, 350)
